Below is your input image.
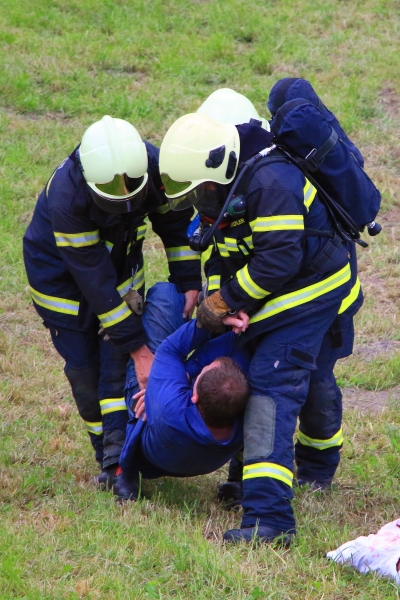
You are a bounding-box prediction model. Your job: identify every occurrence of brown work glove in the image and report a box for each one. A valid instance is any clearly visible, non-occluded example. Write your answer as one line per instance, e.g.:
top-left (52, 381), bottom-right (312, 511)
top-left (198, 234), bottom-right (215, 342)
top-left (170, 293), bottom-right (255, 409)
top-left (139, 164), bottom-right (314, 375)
top-left (123, 289), bottom-right (143, 315)
top-left (196, 290), bottom-right (231, 332)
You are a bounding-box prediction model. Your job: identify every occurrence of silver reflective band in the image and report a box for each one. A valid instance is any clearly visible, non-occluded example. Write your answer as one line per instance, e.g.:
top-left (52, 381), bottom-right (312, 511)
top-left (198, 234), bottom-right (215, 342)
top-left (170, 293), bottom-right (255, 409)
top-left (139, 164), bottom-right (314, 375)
top-left (98, 302), bottom-right (131, 328)
top-left (117, 277), bottom-right (133, 297)
top-left (84, 421), bottom-right (103, 435)
top-left (243, 462), bottom-right (293, 487)
top-left (297, 428), bottom-right (343, 450)
top-left (99, 397), bottom-right (127, 415)
top-left (166, 247), bottom-right (201, 262)
top-left (30, 286), bottom-right (79, 316)
top-left (54, 230), bottom-right (100, 247)
top-left (132, 267), bottom-right (145, 289)
top-left (250, 264), bottom-right (351, 324)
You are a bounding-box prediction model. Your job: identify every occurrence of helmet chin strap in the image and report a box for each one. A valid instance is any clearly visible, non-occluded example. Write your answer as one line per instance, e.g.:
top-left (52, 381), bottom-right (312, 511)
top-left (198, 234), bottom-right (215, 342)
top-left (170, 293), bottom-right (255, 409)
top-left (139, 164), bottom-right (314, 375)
top-left (191, 145), bottom-right (276, 251)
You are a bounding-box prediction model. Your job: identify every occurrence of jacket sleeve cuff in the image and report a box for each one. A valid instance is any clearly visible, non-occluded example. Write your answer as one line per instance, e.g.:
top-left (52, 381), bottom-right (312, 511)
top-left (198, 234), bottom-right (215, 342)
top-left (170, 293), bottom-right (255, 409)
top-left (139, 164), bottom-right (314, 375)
top-left (220, 283), bottom-right (247, 312)
top-left (111, 327), bottom-right (149, 355)
top-left (168, 274), bottom-right (203, 293)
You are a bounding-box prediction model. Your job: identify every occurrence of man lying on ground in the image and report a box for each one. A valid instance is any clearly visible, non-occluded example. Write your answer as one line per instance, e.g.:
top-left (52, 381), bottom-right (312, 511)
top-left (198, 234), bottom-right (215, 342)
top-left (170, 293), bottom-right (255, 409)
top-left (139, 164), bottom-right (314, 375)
top-left (112, 282), bottom-right (250, 500)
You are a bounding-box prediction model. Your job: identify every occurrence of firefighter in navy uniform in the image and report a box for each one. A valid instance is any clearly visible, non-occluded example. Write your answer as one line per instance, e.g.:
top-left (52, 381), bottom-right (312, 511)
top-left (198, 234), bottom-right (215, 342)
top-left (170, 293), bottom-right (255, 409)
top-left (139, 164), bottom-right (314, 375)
top-left (23, 116), bottom-right (201, 489)
top-left (159, 113), bottom-right (360, 545)
top-left (195, 88), bottom-right (363, 507)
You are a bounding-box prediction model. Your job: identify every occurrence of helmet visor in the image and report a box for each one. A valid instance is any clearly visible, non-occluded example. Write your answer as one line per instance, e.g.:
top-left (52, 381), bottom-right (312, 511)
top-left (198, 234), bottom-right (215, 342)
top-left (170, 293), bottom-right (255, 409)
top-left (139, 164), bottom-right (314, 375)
top-left (166, 182), bottom-right (227, 219)
top-left (161, 173), bottom-right (193, 199)
top-left (96, 173), bottom-right (146, 199)
top-left (90, 180), bottom-right (149, 214)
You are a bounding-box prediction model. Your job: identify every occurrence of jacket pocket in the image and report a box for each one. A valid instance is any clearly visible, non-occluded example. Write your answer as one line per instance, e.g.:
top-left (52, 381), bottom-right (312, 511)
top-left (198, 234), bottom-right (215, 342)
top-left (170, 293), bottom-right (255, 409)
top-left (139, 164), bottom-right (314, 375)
top-left (286, 344), bottom-right (318, 370)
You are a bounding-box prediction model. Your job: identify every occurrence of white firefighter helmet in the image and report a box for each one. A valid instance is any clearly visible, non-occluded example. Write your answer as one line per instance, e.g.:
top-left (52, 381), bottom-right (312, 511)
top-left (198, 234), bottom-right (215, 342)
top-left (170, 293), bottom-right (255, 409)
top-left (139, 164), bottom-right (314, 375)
top-left (79, 115), bottom-right (148, 214)
top-left (197, 88), bottom-right (270, 130)
top-left (159, 113), bottom-right (240, 211)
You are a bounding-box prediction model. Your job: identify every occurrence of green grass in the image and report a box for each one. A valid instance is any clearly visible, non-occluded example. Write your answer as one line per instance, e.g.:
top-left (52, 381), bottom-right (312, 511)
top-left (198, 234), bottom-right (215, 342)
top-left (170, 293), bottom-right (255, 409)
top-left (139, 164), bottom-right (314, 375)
top-left (1, 0), bottom-right (400, 597)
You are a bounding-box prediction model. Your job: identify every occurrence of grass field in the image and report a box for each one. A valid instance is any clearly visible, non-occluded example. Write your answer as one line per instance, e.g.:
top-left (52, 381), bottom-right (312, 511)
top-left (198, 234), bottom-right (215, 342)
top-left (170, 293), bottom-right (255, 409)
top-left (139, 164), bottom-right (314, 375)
top-left (1, 0), bottom-right (400, 598)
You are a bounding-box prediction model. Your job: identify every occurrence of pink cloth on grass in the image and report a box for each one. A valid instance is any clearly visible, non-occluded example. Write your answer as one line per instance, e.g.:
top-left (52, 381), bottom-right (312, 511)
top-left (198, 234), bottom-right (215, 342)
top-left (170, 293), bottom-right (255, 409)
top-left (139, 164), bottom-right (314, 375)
top-left (327, 519), bottom-right (400, 584)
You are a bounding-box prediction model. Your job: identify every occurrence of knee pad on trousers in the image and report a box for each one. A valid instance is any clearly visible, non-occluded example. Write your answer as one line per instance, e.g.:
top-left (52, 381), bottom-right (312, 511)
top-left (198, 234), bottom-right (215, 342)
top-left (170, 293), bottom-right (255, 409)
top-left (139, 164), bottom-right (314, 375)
top-left (299, 379), bottom-right (342, 440)
top-left (103, 428), bottom-right (126, 468)
top-left (243, 396), bottom-right (276, 462)
top-left (64, 364), bottom-right (102, 423)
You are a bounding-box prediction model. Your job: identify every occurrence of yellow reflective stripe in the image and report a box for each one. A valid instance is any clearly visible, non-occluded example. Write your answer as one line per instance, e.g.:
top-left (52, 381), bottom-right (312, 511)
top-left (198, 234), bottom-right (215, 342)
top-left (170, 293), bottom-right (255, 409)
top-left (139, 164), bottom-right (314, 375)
top-left (117, 269), bottom-right (145, 297)
top-left (243, 235), bottom-right (254, 249)
top-left (136, 224), bottom-right (147, 241)
top-left (156, 203), bottom-right (170, 214)
top-left (303, 179), bottom-right (317, 211)
top-left (237, 264), bottom-right (271, 300)
top-left (132, 267), bottom-right (145, 290)
top-left (252, 215), bottom-right (304, 232)
top-left (105, 240), bottom-right (114, 253)
top-left (30, 286), bottom-right (79, 316)
top-left (126, 242), bottom-right (132, 256)
top-left (217, 242), bottom-right (230, 257)
top-left (84, 421), bottom-right (103, 435)
top-left (297, 428), bottom-right (343, 450)
top-left (224, 237), bottom-right (240, 252)
top-left (98, 301), bottom-right (131, 328)
top-left (166, 246), bottom-right (201, 262)
top-left (238, 244), bottom-right (250, 256)
top-left (202, 246), bottom-right (212, 263)
top-left (208, 274), bottom-right (221, 291)
top-left (117, 277), bottom-right (133, 297)
top-left (338, 277), bottom-right (361, 314)
top-left (46, 171), bottom-right (56, 197)
top-left (54, 230), bottom-right (100, 248)
top-left (99, 398), bottom-right (127, 415)
top-left (250, 263), bottom-right (351, 324)
top-left (243, 462), bottom-right (293, 487)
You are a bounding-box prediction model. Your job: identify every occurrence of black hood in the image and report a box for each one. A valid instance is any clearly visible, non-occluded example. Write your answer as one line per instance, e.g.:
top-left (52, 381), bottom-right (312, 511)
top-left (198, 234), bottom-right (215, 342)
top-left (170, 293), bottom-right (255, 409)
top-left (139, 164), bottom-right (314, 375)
top-left (236, 123), bottom-right (274, 163)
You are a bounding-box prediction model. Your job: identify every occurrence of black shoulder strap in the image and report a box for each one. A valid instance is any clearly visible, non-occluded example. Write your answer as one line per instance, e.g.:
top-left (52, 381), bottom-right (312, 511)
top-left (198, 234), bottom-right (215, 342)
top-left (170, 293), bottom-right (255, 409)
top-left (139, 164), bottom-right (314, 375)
top-left (278, 147), bottom-right (368, 247)
top-left (238, 147), bottom-right (367, 247)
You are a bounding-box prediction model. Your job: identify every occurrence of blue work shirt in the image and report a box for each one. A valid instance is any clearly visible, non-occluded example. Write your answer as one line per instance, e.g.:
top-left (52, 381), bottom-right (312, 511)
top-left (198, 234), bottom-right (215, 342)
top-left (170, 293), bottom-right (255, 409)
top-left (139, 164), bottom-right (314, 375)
top-left (119, 320), bottom-right (250, 478)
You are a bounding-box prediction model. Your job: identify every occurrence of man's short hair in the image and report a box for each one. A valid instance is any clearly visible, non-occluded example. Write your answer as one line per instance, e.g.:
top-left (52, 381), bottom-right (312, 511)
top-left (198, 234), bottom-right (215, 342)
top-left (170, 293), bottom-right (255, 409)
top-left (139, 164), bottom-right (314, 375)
top-left (196, 357), bottom-right (250, 428)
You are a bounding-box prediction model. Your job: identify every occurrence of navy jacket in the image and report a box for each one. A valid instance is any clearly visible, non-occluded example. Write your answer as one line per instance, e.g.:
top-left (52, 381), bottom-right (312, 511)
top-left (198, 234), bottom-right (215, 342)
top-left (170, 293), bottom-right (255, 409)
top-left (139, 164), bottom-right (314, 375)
top-left (205, 124), bottom-right (362, 342)
top-left (23, 142), bottom-right (202, 354)
top-left (120, 320), bottom-right (250, 477)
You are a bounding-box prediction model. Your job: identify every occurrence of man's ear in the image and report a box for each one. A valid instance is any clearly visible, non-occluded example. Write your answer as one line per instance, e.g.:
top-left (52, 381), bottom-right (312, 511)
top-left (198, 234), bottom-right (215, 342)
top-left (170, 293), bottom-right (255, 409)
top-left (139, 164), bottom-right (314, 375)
top-left (191, 391), bottom-right (199, 404)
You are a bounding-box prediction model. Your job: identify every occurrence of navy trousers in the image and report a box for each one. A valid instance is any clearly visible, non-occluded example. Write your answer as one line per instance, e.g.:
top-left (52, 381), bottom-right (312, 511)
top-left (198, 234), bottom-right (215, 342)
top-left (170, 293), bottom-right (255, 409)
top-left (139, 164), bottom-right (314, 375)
top-left (295, 312), bottom-right (354, 484)
top-left (124, 283), bottom-right (186, 419)
top-left (47, 321), bottom-right (129, 468)
top-left (241, 303), bottom-right (342, 532)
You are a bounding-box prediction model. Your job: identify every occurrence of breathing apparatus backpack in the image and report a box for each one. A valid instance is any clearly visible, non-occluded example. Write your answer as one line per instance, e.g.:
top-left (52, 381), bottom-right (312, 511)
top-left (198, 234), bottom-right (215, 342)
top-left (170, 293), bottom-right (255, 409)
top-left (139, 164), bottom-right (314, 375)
top-left (266, 78), bottom-right (382, 247)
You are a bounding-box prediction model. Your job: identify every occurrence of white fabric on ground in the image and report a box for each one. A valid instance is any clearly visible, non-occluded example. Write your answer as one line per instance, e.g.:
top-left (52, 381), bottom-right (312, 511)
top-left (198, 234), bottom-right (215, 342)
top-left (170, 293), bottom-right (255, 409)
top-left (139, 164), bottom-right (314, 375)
top-left (327, 518), bottom-right (400, 585)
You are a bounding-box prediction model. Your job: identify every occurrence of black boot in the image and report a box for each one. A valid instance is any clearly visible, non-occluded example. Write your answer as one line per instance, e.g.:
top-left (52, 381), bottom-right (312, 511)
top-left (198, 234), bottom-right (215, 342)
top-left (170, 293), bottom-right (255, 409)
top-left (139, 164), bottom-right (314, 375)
top-left (217, 455), bottom-right (243, 509)
top-left (217, 481), bottom-right (242, 509)
top-left (92, 464), bottom-right (118, 490)
top-left (113, 470), bottom-right (139, 502)
top-left (223, 525), bottom-right (295, 546)
top-left (296, 478), bottom-right (332, 491)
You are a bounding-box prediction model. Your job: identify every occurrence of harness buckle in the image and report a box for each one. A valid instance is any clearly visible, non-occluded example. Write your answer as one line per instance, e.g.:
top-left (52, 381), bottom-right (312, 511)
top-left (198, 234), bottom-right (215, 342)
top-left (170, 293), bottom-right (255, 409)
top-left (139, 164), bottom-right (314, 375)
top-left (302, 148), bottom-right (320, 172)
